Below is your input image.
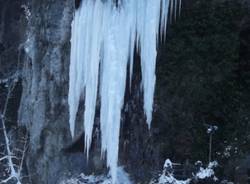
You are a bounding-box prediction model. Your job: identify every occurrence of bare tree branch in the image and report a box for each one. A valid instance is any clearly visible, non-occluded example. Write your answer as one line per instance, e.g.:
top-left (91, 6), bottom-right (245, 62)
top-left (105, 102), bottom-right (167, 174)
top-left (0, 72), bottom-right (20, 85)
top-left (0, 78), bottom-right (27, 184)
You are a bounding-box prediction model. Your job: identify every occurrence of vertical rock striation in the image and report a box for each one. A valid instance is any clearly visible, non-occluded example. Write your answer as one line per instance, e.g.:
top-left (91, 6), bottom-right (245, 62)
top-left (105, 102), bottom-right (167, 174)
top-left (18, 1), bottom-right (78, 183)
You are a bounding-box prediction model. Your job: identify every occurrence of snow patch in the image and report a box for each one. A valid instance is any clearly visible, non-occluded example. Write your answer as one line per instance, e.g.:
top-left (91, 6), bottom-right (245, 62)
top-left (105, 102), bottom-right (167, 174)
top-left (195, 161), bottom-right (218, 180)
top-left (60, 167), bottom-right (132, 184)
top-left (151, 159), bottom-right (190, 184)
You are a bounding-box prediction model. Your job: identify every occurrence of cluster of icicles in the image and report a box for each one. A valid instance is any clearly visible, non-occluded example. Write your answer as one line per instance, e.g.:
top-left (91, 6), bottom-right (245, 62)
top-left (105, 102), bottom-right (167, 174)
top-left (68, 0), bottom-right (181, 183)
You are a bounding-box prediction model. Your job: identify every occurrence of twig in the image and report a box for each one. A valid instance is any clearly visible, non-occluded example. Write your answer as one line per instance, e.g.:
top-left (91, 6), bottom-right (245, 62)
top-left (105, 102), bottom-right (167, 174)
top-left (0, 79), bottom-right (23, 184)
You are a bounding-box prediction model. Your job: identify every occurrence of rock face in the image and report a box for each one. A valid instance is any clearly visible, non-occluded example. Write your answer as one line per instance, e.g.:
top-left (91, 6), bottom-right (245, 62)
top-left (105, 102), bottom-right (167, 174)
top-left (18, 1), bottom-right (78, 183)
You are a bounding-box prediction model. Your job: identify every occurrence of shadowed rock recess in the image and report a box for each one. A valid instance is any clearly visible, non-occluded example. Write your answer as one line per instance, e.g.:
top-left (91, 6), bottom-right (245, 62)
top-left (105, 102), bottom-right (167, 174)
top-left (0, 0), bottom-right (249, 183)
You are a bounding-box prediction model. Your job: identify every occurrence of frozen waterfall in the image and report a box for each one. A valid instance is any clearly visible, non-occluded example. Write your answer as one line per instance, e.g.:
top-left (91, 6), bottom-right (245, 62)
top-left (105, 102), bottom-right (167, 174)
top-left (68, 0), bottom-right (180, 183)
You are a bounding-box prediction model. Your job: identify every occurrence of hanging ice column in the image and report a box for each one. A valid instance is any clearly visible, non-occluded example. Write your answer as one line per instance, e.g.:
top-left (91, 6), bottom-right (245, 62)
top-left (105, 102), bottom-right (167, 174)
top-left (68, 0), bottom-right (181, 183)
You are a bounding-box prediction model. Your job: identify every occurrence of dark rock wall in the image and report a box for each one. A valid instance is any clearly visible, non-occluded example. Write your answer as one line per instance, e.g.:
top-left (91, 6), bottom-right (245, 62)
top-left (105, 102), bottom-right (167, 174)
top-left (156, 0), bottom-right (250, 183)
top-left (0, 0), bottom-right (26, 181)
top-left (0, 0), bottom-right (26, 78)
top-left (120, 0), bottom-right (250, 183)
top-left (18, 1), bottom-right (78, 183)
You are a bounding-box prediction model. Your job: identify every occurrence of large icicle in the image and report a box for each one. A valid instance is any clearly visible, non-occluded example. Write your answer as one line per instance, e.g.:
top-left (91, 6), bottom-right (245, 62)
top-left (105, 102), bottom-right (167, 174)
top-left (69, 0), bottom-right (180, 183)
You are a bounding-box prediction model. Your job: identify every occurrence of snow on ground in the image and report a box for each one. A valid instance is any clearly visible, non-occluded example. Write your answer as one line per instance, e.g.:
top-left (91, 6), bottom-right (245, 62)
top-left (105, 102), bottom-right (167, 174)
top-left (61, 160), bottom-right (220, 184)
top-left (195, 161), bottom-right (218, 181)
top-left (60, 167), bottom-right (132, 184)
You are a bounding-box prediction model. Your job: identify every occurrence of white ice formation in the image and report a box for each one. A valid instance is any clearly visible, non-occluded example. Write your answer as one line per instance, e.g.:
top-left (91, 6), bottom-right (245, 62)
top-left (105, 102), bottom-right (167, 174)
top-left (68, 0), bottom-right (181, 183)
